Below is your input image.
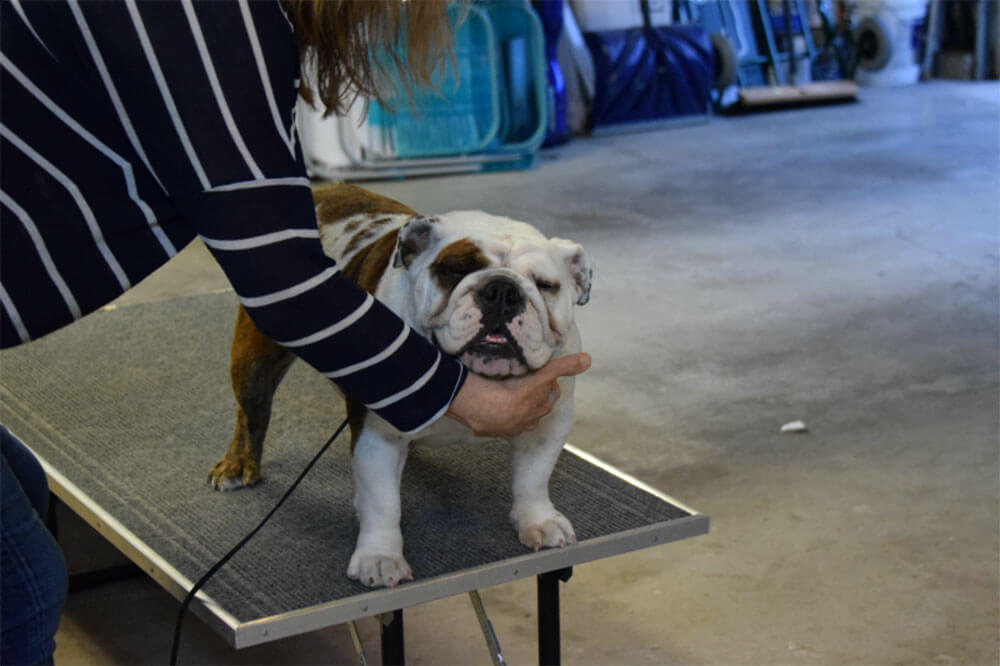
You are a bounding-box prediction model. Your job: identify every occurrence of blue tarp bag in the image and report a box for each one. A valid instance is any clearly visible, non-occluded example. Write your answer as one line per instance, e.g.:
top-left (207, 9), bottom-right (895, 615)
top-left (584, 1), bottom-right (713, 129)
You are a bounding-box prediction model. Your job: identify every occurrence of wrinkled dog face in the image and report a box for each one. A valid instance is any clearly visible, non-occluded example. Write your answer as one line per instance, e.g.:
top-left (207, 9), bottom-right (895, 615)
top-left (394, 212), bottom-right (592, 378)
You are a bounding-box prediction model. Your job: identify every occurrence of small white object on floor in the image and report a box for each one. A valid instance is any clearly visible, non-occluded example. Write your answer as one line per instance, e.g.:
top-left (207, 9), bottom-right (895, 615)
top-left (781, 420), bottom-right (809, 434)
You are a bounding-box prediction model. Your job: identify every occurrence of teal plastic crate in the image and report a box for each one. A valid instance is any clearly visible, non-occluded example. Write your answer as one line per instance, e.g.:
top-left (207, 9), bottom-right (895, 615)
top-left (481, 1), bottom-right (548, 155)
top-left (366, 2), bottom-right (547, 161)
top-left (368, 4), bottom-right (500, 159)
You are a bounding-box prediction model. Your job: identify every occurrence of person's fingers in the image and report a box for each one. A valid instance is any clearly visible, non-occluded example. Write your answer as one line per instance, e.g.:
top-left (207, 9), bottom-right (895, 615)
top-left (532, 353), bottom-right (591, 385)
top-left (446, 354), bottom-right (590, 437)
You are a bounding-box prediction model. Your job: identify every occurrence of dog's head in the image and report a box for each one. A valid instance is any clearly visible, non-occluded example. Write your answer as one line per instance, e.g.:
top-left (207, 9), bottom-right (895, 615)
top-left (393, 212), bottom-right (592, 378)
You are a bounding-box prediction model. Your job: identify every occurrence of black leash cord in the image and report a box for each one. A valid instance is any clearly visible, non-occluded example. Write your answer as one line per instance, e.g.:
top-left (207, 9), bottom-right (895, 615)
top-left (170, 416), bottom-right (350, 665)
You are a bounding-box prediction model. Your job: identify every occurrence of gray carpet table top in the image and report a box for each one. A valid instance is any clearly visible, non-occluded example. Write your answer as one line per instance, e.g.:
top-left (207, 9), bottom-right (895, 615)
top-left (0, 291), bottom-right (707, 648)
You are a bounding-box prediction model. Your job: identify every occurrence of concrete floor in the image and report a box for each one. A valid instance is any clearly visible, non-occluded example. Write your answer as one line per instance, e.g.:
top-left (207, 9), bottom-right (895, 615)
top-left (52, 81), bottom-right (997, 665)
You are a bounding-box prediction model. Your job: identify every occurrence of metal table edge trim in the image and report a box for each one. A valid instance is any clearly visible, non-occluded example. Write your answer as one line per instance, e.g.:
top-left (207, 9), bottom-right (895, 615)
top-left (562, 444), bottom-right (702, 515)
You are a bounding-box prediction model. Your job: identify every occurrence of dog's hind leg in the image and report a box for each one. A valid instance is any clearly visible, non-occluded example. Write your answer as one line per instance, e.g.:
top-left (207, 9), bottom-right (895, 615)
top-left (209, 305), bottom-right (295, 491)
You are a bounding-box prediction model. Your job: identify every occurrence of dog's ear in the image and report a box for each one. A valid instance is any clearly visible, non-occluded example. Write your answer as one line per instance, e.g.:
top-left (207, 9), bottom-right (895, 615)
top-left (394, 216), bottom-right (440, 269)
top-left (549, 238), bottom-right (593, 306)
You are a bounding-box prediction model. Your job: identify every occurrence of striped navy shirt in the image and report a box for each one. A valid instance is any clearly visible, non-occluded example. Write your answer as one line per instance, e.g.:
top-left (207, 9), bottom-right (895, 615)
top-left (0, 0), bottom-right (466, 434)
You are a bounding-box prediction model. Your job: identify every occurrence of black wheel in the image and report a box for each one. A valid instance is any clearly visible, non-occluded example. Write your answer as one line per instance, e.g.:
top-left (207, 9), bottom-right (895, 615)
top-left (710, 32), bottom-right (737, 91)
top-left (855, 15), bottom-right (892, 72)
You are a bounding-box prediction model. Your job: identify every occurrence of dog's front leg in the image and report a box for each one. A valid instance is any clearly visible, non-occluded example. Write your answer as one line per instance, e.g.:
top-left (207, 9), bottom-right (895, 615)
top-left (509, 378), bottom-right (578, 551)
top-left (347, 427), bottom-right (413, 587)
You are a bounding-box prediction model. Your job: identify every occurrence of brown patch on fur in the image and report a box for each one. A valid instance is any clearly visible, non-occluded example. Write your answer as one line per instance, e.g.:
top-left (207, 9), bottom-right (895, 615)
top-left (343, 216), bottom-right (395, 256)
top-left (430, 238), bottom-right (491, 291)
top-left (342, 228), bottom-right (400, 295)
top-left (342, 215), bottom-right (391, 237)
top-left (344, 227), bottom-right (375, 255)
top-left (343, 217), bottom-right (365, 234)
top-left (314, 183), bottom-right (416, 228)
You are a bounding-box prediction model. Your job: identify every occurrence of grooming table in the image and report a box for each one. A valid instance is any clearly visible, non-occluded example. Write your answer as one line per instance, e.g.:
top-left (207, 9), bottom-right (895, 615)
top-left (0, 291), bottom-right (708, 662)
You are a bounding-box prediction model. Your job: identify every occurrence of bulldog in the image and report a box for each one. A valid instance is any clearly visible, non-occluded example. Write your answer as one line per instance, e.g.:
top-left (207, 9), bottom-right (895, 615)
top-left (208, 184), bottom-right (592, 588)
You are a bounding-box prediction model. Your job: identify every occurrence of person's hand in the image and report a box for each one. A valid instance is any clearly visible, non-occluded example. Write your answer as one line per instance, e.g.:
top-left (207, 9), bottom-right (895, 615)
top-left (445, 353), bottom-right (592, 437)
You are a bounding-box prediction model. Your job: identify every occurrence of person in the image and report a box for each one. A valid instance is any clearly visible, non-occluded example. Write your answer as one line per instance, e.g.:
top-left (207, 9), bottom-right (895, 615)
top-left (1, 426), bottom-right (67, 666)
top-left (0, 1), bottom-right (591, 663)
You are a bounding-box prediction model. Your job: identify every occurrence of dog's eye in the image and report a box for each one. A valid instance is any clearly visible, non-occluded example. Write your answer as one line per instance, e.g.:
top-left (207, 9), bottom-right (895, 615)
top-left (535, 278), bottom-right (560, 293)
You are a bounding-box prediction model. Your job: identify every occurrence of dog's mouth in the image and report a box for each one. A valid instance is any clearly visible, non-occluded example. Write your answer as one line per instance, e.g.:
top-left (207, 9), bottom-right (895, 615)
top-left (467, 328), bottom-right (521, 360)
top-left (448, 323), bottom-right (531, 378)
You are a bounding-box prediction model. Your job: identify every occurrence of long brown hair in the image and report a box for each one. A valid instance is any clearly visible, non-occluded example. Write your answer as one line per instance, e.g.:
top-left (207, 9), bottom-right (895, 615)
top-left (282, 0), bottom-right (454, 116)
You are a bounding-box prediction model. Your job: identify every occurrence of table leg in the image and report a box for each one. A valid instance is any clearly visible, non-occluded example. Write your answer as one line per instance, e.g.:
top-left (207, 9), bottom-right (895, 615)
top-left (537, 567), bottom-right (573, 665)
top-left (380, 609), bottom-right (405, 665)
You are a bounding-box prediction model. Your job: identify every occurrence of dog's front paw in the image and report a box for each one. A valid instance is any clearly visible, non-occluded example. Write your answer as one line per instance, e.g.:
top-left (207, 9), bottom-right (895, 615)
top-left (208, 455), bottom-right (260, 491)
top-left (511, 503), bottom-right (577, 552)
top-left (347, 550), bottom-right (413, 588)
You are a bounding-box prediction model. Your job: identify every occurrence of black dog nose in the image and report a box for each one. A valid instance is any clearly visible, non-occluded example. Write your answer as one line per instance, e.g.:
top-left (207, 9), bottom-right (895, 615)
top-left (478, 278), bottom-right (523, 312)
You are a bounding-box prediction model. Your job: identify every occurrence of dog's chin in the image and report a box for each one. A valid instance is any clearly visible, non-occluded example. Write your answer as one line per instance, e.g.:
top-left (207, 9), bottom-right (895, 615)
top-left (455, 334), bottom-right (534, 378)
top-left (461, 351), bottom-right (531, 379)
top-left (437, 326), bottom-right (553, 379)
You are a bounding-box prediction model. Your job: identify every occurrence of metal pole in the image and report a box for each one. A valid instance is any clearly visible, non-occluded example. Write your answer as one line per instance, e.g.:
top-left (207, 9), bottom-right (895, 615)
top-left (469, 591), bottom-right (506, 666)
top-left (348, 621), bottom-right (369, 666)
top-left (975, 0), bottom-right (988, 80)
top-left (784, 0), bottom-right (796, 84)
top-left (922, 0), bottom-right (941, 80)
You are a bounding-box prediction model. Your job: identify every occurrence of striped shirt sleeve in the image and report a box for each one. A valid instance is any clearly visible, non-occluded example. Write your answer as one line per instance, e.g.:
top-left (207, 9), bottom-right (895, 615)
top-left (0, 0), bottom-right (466, 434)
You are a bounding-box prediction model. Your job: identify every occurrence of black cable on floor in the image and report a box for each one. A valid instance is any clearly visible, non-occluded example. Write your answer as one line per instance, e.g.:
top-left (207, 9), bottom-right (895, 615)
top-left (170, 416), bottom-right (350, 665)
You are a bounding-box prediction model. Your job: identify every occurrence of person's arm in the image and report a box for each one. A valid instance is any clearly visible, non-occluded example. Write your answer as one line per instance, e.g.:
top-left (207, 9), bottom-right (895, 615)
top-left (73, 0), bottom-right (462, 433)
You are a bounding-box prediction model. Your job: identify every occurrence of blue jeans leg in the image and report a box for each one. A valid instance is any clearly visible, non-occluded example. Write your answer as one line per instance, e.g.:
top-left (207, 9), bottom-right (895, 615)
top-left (1, 426), bottom-right (67, 666)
